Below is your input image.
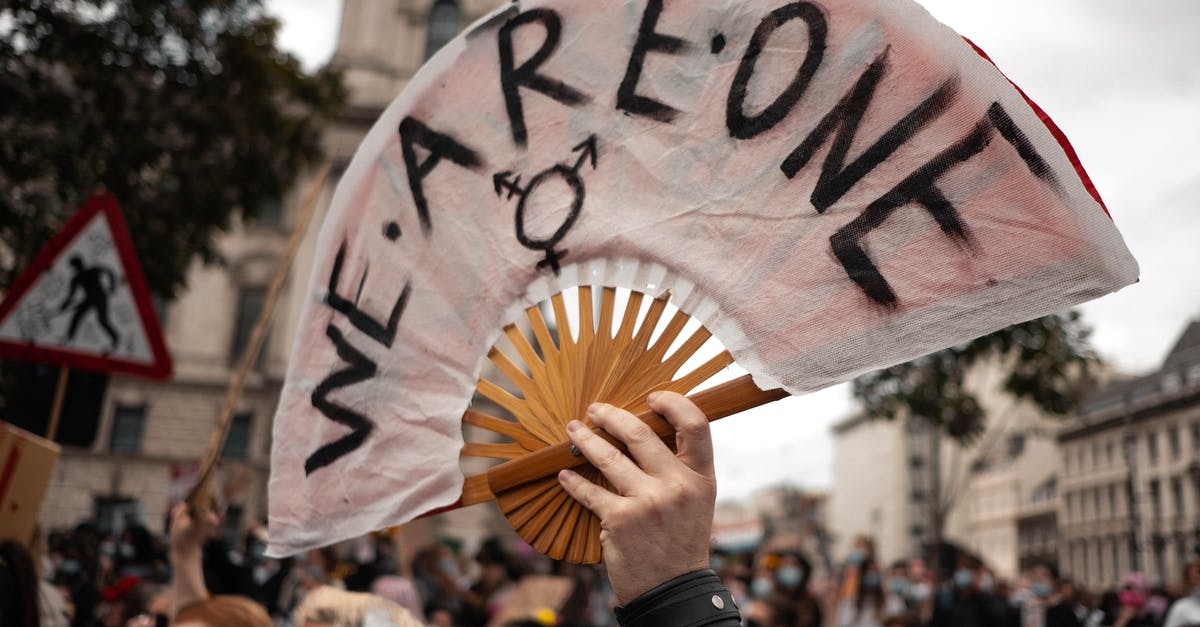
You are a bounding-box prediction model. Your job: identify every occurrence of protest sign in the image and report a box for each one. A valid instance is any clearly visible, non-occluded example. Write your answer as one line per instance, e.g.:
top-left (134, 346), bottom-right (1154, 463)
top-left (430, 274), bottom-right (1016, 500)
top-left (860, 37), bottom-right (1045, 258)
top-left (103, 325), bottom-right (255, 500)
top-left (0, 422), bottom-right (61, 544)
top-left (267, 0), bottom-right (1137, 557)
top-left (0, 193), bottom-right (172, 380)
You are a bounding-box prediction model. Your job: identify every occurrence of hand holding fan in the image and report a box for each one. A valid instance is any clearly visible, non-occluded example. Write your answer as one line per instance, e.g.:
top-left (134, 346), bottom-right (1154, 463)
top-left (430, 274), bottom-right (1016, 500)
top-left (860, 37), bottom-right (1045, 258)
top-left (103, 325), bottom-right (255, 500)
top-left (266, 0), bottom-right (1137, 561)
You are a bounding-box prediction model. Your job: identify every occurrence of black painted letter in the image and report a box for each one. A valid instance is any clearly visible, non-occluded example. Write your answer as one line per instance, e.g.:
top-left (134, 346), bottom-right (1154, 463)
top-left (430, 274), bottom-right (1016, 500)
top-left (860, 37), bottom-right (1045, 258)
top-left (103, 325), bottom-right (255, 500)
top-left (305, 324), bottom-right (377, 475)
top-left (398, 116), bottom-right (483, 237)
top-left (498, 9), bottom-right (591, 147)
top-left (617, 0), bottom-right (691, 122)
top-left (325, 242), bottom-right (413, 349)
top-left (781, 50), bottom-right (960, 214)
top-left (829, 118), bottom-right (994, 307)
top-left (726, 2), bottom-right (827, 140)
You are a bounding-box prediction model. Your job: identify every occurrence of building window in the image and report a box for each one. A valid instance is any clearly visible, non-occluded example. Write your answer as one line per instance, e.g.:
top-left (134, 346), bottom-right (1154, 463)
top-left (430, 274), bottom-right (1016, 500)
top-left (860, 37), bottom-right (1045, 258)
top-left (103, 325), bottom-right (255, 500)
top-left (1108, 484), bottom-right (1118, 517)
top-left (1094, 489), bottom-right (1103, 519)
top-left (221, 412), bottom-right (253, 460)
top-left (1172, 477), bottom-right (1184, 516)
top-left (1066, 493), bottom-right (1074, 522)
top-left (424, 0), bottom-right (463, 60)
top-left (1168, 426), bottom-right (1181, 460)
top-left (230, 287), bottom-right (267, 365)
top-left (1148, 479), bottom-right (1161, 518)
top-left (1096, 541), bottom-right (1105, 582)
top-left (1106, 440), bottom-right (1114, 466)
top-left (1147, 431), bottom-right (1159, 465)
top-left (110, 405), bottom-right (146, 453)
top-left (1193, 422), bottom-right (1200, 452)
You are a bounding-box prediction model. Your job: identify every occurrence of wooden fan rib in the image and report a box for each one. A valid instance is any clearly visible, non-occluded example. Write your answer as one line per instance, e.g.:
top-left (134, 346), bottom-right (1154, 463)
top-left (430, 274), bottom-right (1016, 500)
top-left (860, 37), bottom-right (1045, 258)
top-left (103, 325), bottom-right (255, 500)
top-left (645, 309), bottom-right (690, 365)
top-left (656, 325), bottom-right (714, 379)
top-left (526, 489), bottom-right (573, 555)
top-left (461, 442), bottom-right (528, 460)
top-left (461, 474), bottom-right (494, 506)
top-left (666, 350), bottom-right (735, 395)
top-left (497, 475), bottom-right (559, 513)
top-left (462, 411), bottom-right (543, 451)
top-left (475, 378), bottom-right (560, 445)
top-left (504, 325), bottom-right (572, 439)
top-left (525, 305), bottom-right (575, 427)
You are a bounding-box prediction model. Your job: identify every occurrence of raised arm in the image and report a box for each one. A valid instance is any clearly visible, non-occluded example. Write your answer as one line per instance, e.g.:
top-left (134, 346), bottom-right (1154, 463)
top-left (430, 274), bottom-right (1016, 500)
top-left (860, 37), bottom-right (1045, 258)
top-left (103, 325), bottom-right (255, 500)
top-left (168, 503), bottom-right (219, 617)
top-left (558, 392), bottom-right (741, 627)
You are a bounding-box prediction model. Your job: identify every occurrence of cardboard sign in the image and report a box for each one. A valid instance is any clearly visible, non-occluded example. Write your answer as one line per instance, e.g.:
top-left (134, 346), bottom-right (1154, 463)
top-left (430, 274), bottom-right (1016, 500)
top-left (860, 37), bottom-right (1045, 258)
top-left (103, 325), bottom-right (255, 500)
top-left (0, 193), bottom-right (172, 379)
top-left (266, 0), bottom-right (1137, 556)
top-left (0, 422), bottom-right (61, 544)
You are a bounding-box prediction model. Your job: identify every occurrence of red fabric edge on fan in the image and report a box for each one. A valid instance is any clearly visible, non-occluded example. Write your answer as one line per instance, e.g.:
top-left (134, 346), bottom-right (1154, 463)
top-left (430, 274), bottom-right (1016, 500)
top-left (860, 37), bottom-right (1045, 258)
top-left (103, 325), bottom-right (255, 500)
top-left (963, 37), bottom-right (1111, 220)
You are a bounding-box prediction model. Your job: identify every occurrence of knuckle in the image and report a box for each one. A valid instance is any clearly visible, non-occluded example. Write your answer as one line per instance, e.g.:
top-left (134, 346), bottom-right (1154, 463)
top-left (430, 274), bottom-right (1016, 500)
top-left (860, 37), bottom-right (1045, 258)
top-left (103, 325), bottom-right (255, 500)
top-left (597, 448), bottom-right (626, 469)
top-left (627, 421), bottom-right (656, 444)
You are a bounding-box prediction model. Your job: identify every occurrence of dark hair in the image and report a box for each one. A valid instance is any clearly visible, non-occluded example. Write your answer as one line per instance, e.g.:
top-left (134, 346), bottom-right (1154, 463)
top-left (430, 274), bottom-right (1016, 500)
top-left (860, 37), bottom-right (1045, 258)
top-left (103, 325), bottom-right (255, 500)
top-left (0, 540), bottom-right (41, 627)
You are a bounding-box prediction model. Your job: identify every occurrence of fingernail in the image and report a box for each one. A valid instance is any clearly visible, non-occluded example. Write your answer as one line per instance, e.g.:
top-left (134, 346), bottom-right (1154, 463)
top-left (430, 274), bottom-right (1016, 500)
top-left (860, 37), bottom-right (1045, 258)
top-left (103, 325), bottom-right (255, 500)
top-left (566, 420), bottom-right (583, 434)
top-left (587, 402), bottom-right (604, 416)
top-left (558, 469), bottom-right (576, 482)
top-left (647, 391), bottom-right (662, 404)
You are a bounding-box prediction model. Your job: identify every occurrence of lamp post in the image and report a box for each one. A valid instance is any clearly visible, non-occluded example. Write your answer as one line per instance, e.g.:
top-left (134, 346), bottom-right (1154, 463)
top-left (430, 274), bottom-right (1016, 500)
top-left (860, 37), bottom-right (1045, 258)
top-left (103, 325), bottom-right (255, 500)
top-left (1122, 403), bottom-right (1143, 573)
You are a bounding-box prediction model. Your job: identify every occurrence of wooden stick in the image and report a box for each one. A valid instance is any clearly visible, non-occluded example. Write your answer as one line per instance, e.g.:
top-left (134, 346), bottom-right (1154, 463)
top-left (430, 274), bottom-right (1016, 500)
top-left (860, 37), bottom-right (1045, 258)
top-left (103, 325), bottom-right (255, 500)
top-left (484, 375), bottom-right (788, 499)
top-left (46, 365), bottom-right (69, 442)
top-left (187, 163), bottom-right (331, 511)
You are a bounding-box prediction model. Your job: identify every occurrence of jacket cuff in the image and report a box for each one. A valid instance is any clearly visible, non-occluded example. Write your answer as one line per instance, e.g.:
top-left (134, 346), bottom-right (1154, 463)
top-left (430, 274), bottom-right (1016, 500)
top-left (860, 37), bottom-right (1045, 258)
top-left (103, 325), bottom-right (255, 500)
top-left (614, 569), bottom-right (741, 627)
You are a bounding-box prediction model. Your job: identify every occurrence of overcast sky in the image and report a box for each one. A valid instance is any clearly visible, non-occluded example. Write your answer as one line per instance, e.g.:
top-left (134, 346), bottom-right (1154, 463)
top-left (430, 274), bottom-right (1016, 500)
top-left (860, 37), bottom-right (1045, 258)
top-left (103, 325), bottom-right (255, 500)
top-left (263, 0), bottom-right (1200, 500)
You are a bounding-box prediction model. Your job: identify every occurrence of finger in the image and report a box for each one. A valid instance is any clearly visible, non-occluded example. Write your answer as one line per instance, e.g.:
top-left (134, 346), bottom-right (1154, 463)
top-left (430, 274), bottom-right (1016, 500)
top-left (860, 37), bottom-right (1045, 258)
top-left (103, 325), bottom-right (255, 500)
top-left (566, 420), bottom-right (648, 495)
top-left (557, 468), bottom-right (620, 518)
top-left (587, 403), bottom-right (674, 475)
top-left (648, 391), bottom-right (714, 476)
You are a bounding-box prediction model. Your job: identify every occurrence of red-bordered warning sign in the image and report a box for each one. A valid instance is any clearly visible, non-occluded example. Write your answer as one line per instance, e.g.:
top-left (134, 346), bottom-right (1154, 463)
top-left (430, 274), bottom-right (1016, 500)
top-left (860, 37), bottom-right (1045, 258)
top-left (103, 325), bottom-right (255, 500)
top-left (0, 193), bottom-right (172, 379)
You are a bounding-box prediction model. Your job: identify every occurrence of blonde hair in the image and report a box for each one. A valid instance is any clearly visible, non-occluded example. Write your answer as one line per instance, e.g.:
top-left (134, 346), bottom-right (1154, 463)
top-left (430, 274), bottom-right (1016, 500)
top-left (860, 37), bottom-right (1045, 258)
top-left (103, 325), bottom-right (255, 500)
top-left (292, 586), bottom-right (424, 627)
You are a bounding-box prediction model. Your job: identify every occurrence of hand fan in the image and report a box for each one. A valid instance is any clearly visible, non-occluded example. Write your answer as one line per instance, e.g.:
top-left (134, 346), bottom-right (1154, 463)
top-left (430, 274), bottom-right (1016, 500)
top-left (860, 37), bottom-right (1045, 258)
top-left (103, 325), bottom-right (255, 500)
top-left (265, 0), bottom-right (1138, 560)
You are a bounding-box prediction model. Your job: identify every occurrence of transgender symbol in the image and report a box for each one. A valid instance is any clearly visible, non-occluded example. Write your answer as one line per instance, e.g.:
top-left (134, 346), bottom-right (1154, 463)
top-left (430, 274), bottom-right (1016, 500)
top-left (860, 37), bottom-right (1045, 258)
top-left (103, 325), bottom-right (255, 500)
top-left (493, 135), bottom-right (599, 275)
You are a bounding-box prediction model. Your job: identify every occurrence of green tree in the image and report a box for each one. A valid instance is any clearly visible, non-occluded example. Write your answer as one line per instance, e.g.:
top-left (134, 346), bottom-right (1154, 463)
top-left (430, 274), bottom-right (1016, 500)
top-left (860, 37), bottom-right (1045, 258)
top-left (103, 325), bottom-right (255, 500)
top-left (853, 311), bottom-right (1099, 443)
top-left (0, 0), bottom-right (345, 298)
top-left (851, 311), bottom-right (1099, 572)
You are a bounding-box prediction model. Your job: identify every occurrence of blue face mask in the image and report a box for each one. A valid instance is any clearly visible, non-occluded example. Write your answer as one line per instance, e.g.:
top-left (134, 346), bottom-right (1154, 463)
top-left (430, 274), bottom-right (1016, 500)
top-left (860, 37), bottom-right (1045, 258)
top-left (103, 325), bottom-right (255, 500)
top-left (59, 559), bottom-right (81, 575)
top-left (888, 578), bottom-right (910, 597)
top-left (1031, 582), bottom-right (1053, 599)
top-left (751, 578), bottom-right (774, 599)
top-left (862, 571), bottom-right (882, 589)
top-left (953, 570), bottom-right (974, 589)
top-left (846, 550), bottom-right (865, 566)
top-left (776, 566), bottom-right (803, 589)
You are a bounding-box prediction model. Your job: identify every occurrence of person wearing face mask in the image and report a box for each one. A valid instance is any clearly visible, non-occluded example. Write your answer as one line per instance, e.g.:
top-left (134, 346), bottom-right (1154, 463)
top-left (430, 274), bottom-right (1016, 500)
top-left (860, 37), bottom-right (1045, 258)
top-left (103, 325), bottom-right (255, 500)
top-left (838, 537), bottom-right (886, 627)
top-left (884, 562), bottom-right (912, 614)
top-left (774, 551), bottom-right (823, 627)
top-left (1161, 560), bottom-right (1200, 627)
top-left (930, 554), bottom-right (1013, 627)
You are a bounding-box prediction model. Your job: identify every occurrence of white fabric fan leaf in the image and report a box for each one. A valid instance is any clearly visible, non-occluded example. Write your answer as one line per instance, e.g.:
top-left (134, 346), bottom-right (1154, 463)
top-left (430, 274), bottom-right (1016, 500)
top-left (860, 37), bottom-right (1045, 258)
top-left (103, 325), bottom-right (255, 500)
top-left (266, 0), bottom-right (1137, 556)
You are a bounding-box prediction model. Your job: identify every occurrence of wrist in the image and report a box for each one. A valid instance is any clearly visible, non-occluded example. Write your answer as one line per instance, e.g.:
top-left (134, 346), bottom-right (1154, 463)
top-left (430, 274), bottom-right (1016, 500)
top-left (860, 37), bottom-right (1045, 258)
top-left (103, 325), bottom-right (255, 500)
top-left (615, 569), bottom-right (740, 627)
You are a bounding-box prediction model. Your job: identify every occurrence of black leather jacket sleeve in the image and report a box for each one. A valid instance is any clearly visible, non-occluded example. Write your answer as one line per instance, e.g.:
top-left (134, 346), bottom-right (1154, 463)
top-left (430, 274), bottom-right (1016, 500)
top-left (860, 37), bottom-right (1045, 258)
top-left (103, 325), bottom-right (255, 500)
top-left (614, 569), bottom-right (742, 627)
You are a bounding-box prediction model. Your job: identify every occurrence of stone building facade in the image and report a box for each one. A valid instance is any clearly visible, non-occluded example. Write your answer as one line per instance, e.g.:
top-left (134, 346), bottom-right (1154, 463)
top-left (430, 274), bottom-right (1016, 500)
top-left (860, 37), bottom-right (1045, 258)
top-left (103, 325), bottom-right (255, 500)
top-left (38, 0), bottom-right (514, 548)
top-left (1057, 321), bottom-right (1200, 589)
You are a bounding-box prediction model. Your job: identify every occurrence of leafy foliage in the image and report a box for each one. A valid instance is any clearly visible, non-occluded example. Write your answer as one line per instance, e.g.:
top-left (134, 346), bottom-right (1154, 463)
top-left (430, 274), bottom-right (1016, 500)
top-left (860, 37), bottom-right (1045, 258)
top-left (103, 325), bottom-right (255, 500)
top-left (852, 311), bottom-right (1099, 442)
top-left (0, 0), bottom-right (345, 298)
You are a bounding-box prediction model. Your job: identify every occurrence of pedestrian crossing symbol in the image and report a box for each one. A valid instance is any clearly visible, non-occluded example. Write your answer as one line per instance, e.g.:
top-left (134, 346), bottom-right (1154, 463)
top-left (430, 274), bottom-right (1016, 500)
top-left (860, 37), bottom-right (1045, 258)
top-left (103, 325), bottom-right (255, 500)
top-left (0, 192), bottom-right (172, 379)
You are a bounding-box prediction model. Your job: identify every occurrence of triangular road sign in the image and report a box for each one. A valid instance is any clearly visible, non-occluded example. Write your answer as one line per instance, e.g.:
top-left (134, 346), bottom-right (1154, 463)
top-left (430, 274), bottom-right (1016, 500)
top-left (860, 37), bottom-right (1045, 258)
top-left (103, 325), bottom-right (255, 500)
top-left (0, 193), bottom-right (172, 379)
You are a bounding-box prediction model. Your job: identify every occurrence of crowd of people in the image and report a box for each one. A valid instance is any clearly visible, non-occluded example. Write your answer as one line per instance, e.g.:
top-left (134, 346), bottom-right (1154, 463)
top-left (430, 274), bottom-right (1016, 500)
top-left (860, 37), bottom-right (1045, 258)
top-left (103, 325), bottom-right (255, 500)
top-left (7, 507), bottom-right (1200, 627)
top-left (3, 393), bottom-right (1200, 627)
